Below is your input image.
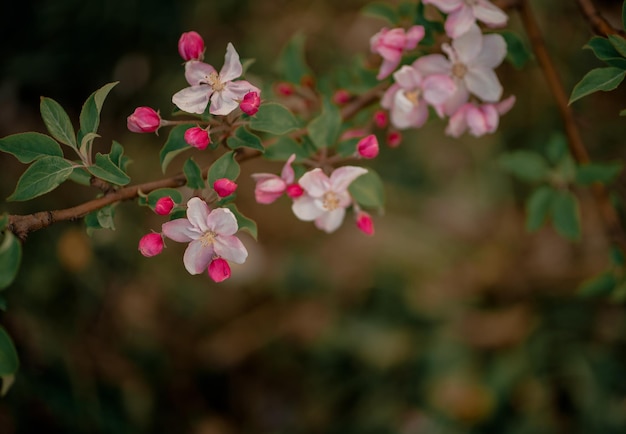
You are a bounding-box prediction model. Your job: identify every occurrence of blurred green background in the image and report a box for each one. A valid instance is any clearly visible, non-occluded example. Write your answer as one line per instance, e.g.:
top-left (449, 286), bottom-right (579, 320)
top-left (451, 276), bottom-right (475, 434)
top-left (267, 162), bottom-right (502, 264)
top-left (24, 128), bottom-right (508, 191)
top-left (2, 0), bottom-right (626, 433)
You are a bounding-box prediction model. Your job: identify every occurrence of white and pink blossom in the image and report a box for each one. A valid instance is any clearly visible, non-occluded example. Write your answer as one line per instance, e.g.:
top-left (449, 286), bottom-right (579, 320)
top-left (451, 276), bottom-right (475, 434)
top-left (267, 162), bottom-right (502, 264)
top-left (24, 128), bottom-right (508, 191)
top-left (161, 198), bottom-right (247, 276)
top-left (446, 95), bottom-right (515, 137)
top-left (423, 0), bottom-right (508, 38)
top-left (172, 43), bottom-right (260, 116)
top-left (251, 154), bottom-right (298, 204)
top-left (292, 166), bottom-right (367, 233)
top-left (370, 26), bottom-right (425, 79)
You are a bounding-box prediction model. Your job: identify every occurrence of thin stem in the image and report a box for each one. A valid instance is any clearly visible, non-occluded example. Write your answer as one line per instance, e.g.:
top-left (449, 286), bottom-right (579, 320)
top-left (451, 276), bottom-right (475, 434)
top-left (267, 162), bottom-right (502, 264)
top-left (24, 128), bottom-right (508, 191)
top-left (576, 0), bottom-right (625, 37)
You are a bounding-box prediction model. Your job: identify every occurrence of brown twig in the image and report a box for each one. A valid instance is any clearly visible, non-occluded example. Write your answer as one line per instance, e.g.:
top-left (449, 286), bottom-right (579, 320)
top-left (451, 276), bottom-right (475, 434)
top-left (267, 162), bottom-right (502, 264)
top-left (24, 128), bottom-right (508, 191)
top-left (576, 0), bottom-right (625, 37)
top-left (518, 0), bottom-right (626, 251)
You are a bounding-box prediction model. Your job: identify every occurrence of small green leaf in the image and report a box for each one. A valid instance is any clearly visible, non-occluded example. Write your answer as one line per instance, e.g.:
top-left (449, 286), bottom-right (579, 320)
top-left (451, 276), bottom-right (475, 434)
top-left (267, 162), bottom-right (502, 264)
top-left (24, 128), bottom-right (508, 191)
top-left (144, 188), bottom-right (183, 209)
top-left (525, 186), bottom-right (557, 232)
top-left (498, 151), bottom-right (549, 182)
top-left (208, 151), bottom-right (240, 186)
top-left (224, 203), bottom-right (258, 240)
top-left (307, 98), bottom-right (342, 149)
top-left (0, 231), bottom-right (21, 290)
top-left (336, 138), bottom-right (359, 157)
top-left (348, 170), bottom-right (384, 209)
top-left (264, 136), bottom-right (314, 161)
top-left (0, 215), bottom-right (7, 231)
top-left (87, 153), bottom-right (130, 185)
top-left (96, 205), bottom-right (115, 230)
top-left (551, 191), bottom-right (581, 241)
top-left (362, 2), bottom-right (399, 24)
top-left (545, 132), bottom-right (568, 165)
top-left (110, 141), bottom-right (131, 171)
top-left (160, 124), bottom-right (194, 172)
top-left (183, 158), bottom-right (205, 190)
top-left (569, 67), bottom-right (626, 104)
top-left (275, 32), bottom-right (313, 84)
top-left (575, 161), bottom-right (623, 185)
top-left (40, 97), bottom-right (77, 149)
top-left (7, 156), bottom-right (74, 201)
top-left (79, 132), bottom-right (100, 156)
top-left (0, 132), bottom-right (63, 163)
top-left (413, 2), bottom-right (443, 46)
top-left (501, 31), bottom-right (532, 69)
top-left (69, 167), bottom-right (92, 186)
top-left (0, 326), bottom-right (19, 377)
top-left (1, 374), bottom-right (15, 397)
top-left (584, 36), bottom-right (626, 68)
top-left (578, 271), bottom-right (617, 297)
top-left (250, 103), bottom-right (301, 135)
top-left (608, 34), bottom-right (626, 58)
top-left (78, 82), bottom-right (118, 142)
top-left (227, 127), bottom-right (265, 152)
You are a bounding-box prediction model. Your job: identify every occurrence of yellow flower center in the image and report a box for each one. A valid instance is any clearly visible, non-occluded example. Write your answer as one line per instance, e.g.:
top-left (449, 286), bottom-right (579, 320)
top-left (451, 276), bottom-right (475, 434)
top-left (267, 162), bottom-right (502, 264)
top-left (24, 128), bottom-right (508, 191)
top-left (207, 72), bottom-right (225, 91)
top-left (200, 230), bottom-right (217, 247)
top-left (452, 62), bottom-right (467, 79)
top-left (404, 89), bottom-right (421, 106)
top-left (323, 192), bottom-right (340, 211)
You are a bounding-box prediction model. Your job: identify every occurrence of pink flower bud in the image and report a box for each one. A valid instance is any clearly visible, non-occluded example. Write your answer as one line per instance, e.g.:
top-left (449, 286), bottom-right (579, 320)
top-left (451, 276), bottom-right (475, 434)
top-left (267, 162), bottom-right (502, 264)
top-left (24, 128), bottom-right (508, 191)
top-left (276, 82), bottom-right (294, 96)
top-left (357, 134), bottom-right (379, 159)
top-left (178, 31), bottom-right (205, 61)
top-left (208, 258), bottom-right (231, 283)
top-left (213, 178), bottom-right (238, 197)
top-left (154, 196), bottom-right (175, 215)
top-left (127, 107), bottom-right (161, 133)
top-left (138, 233), bottom-right (164, 257)
top-left (184, 126), bottom-right (211, 150)
top-left (356, 211), bottom-right (375, 236)
top-left (332, 89), bottom-right (351, 105)
top-left (387, 131), bottom-right (402, 148)
top-left (240, 91), bottom-right (261, 116)
top-left (286, 183), bottom-right (304, 199)
top-left (373, 110), bottom-right (388, 129)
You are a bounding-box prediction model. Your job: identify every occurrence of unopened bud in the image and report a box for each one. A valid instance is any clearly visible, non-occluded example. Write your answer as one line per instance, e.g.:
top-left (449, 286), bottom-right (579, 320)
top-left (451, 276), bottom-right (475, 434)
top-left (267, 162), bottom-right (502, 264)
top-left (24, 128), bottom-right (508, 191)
top-left (155, 196), bottom-right (175, 215)
top-left (387, 131), bottom-right (402, 148)
top-left (276, 82), bottom-right (294, 96)
top-left (208, 258), bottom-right (231, 282)
top-left (178, 31), bottom-right (205, 61)
top-left (138, 233), bottom-right (164, 257)
top-left (332, 89), bottom-right (351, 105)
top-left (357, 134), bottom-right (379, 159)
top-left (213, 178), bottom-right (238, 197)
top-left (127, 107), bottom-right (161, 133)
top-left (373, 110), bottom-right (388, 129)
top-left (184, 126), bottom-right (211, 150)
top-left (356, 211), bottom-right (375, 236)
top-left (286, 183), bottom-right (304, 198)
top-left (240, 91), bottom-right (261, 115)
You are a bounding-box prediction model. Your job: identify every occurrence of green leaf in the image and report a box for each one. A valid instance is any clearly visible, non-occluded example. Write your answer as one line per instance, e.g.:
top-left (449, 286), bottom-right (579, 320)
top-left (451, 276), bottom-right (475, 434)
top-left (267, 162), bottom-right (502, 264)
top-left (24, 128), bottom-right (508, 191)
top-left (208, 151), bottom-right (240, 186)
top-left (575, 161), bottom-right (623, 185)
top-left (250, 103), bottom-right (301, 135)
top-left (160, 124), bottom-right (194, 172)
top-left (569, 67), bottom-right (626, 104)
top-left (96, 205), bottom-right (115, 230)
top-left (0, 326), bottom-right (19, 392)
top-left (608, 34), bottom-right (626, 58)
top-left (227, 127), bottom-right (265, 152)
top-left (578, 271), bottom-right (617, 297)
top-left (413, 2), bottom-right (443, 46)
top-left (69, 167), bottom-right (92, 186)
top-left (275, 32), bottom-right (313, 84)
top-left (551, 191), bottom-right (581, 241)
top-left (362, 2), bottom-right (399, 24)
top-left (336, 137), bottom-right (359, 157)
top-left (7, 156), bottom-right (74, 201)
top-left (183, 158), bottom-right (205, 190)
top-left (0, 295), bottom-right (6, 312)
top-left (545, 132), bottom-right (568, 165)
top-left (307, 98), bottom-right (342, 149)
top-left (0, 231), bottom-right (21, 290)
top-left (79, 132), bottom-right (100, 156)
top-left (348, 170), bottom-right (384, 209)
top-left (498, 151), bottom-right (549, 183)
top-left (0, 215), bottom-right (7, 231)
top-left (525, 186), bottom-right (557, 232)
top-left (1, 374), bottom-right (15, 397)
top-left (40, 97), bottom-right (77, 149)
top-left (584, 37), bottom-right (626, 68)
top-left (264, 136), bottom-right (314, 161)
top-left (501, 31), bottom-right (532, 69)
top-left (224, 203), bottom-right (258, 240)
top-left (0, 132), bottom-right (63, 163)
top-left (110, 141), bottom-right (131, 171)
top-left (87, 153), bottom-right (130, 185)
top-left (78, 82), bottom-right (118, 143)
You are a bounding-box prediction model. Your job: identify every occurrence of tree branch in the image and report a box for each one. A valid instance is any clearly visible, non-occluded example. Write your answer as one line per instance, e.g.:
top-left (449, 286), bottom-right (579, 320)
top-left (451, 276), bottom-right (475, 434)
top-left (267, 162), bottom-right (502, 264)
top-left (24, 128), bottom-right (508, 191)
top-left (576, 0), bottom-right (625, 37)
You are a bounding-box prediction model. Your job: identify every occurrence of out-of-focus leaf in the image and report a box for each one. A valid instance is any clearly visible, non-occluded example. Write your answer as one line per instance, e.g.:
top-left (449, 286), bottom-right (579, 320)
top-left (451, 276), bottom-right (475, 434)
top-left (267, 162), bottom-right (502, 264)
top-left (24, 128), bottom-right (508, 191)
top-left (275, 32), bottom-right (313, 84)
top-left (551, 191), bottom-right (581, 241)
top-left (498, 151), bottom-right (549, 183)
top-left (265, 137), bottom-right (313, 161)
top-left (525, 186), bottom-right (557, 232)
top-left (250, 103), bottom-right (301, 135)
top-left (362, 2), bottom-right (398, 24)
top-left (307, 99), bottom-right (341, 149)
top-left (7, 156), bottom-right (73, 201)
top-left (227, 127), bottom-right (264, 152)
top-left (349, 170), bottom-right (384, 209)
top-left (183, 158), bottom-right (205, 190)
top-left (0, 231), bottom-right (21, 290)
top-left (578, 271), bottom-right (617, 297)
top-left (501, 31), bottom-right (532, 69)
top-left (0, 326), bottom-right (19, 396)
top-left (575, 162), bottom-right (623, 185)
top-left (0, 132), bottom-right (63, 163)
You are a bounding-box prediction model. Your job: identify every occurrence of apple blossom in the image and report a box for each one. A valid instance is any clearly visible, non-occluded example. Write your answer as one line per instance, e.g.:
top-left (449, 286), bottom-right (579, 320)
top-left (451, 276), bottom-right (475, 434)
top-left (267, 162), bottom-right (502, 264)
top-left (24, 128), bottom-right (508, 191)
top-left (332, 89), bottom-right (351, 105)
top-left (423, 0), bottom-right (508, 38)
top-left (208, 258), bottom-right (231, 283)
top-left (178, 31), bottom-right (205, 61)
top-left (161, 198), bottom-right (247, 276)
top-left (155, 196), bottom-right (175, 215)
top-left (373, 110), bottom-right (388, 129)
top-left (127, 107), bottom-right (161, 133)
top-left (172, 43), bottom-right (260, 116)
top-left (240, 91), bottom-right (261, 115)
top-left (184, 126), bottom-right (211, 150)
top-left (446, 95), bottom-right (515, 137)
top-left (370, 26), bottom-right (425, 79)
top-left (251, 154), bottom-right (298, 204)
top-left (387, 131), bottom-right (402, 148)
top-left (292, 166), bottom-right (367, 233)
top-left (355, 211), bottom-right (375, 236)
top-left (138, 233), bottom-right (164, 257)
top-left (213, 178), bottom-right (238, 197)
top-left (357, 134), bottom-right (379, 159)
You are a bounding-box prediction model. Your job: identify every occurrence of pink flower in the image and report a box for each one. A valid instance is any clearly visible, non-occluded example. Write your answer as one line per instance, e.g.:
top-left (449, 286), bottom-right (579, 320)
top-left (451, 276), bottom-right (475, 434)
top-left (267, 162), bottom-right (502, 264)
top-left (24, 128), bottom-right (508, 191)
top-left (240, 91), bottom-right (261, 115)
top-left (172, 43), bottom-right (260, 116)
top-left (357, 134), bottom-right (379, 159)
top-left (208, 258), bottom-right (231, 283)
top-left (381, 65), bottom-right (456, 129)
top-left (370, 26), bottom-right (425, 79)
top-left (138, 233), bottom-right (164, 257)
top-left (414, 24), bottom-right (506, 115)
top-left (213, 178), bottom-right (238, 197)
top-left (178, 31), bottom-right (205, 61)
top-left (423, 0), bottom-right (508, 38)
top-left (292, 166), bottom-right (367, 233)
top-left (251, 154), bottom-right (297, 204)
top-left (332, 89), bottom-right (351, 105)
top-left (373, 110), bottom-right (388, 129)
top-left (387, 131), bottom-right (402, 148)
top-left (184, 126), bottom-right (211, 150)
top-left (161, 198), bottom-right (248, 275)
top-left (356, 211), bottom-right (375, 236)
top-left (155, 196), bottom-right (175, 215)
top-left (127, 107), bottom-right (161, 133)
top-left (446, 95), bottom-right (515, 137)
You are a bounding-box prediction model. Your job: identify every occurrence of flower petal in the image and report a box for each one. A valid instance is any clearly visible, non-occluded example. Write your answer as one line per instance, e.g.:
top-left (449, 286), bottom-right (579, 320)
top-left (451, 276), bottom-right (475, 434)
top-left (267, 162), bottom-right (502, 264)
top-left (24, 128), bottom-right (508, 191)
top-left (314, 208), bottom-right (346, 233)
top-left (445, 5), bottom-right (476, 38)
top-left (393, 65), bottom-right (423, 89)
top-left (184, 61), bottom-right (217, 86)
top-left (206, 208), bottom-right (238, 236)
top-left (422, 74), bottom-right (457, 106)
top-left (186, 197), bottom-right (211, 232)
top-left (220, 42), bottom-right (243, 83)
top-left (172, 85), bottom-right (211, 114)
top-left (183, 239), bottom-right (214, 275)
top-left (330, 166), bottom-right (368, 192)
top-left (413, 54), bottom-right (451, 76)
top-left (209, 89), bottom-right (240, 116)
top-left (496, 95), bottom-right (516, 115)
top-left (281, 154), bottom-right (297, 184)
top-left (292, 195), bottom-right (325, 221)
top-left (474, 0), bottom-right (508, 28)
top-left (445, 104), bottom-right (470, 138)
top-left (299, 168), bottom-right (331, 198)
top-left (472, 34), bottom-right (507, 69)
top-left (452, 24), bottom-right (483, 63)
top-left (162, 218), bottom-right (200, 242)
top-left (214, 235), bottom-right (248, 264)
top-left (465, 67), bottom-right (503, 102)
top-left (423, 0), bottom-right (463, 13)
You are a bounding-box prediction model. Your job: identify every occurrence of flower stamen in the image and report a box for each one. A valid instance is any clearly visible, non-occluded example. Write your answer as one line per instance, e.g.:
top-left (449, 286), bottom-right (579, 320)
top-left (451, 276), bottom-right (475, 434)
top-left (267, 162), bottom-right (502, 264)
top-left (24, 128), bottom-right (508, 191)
top-left (200, 230), bottom-right (217, 247)
top-left (323, 192), bottom-right (340, 211)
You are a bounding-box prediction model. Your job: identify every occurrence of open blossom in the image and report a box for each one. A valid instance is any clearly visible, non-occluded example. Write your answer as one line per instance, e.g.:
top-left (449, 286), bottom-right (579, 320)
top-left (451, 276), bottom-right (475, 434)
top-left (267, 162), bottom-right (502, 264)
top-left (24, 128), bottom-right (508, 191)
top-left (371, 26), bottom-right (425, 80)
top-left (423, 0), bottom-right (508, 38)
top-left (381, 65), bottom-right (456, 129)
top-left (172, 43), bottom-right (260, 116)
top-left (178, 31), bottom-right (205, 61)
top-left (292, 166), bottom-right (367, 233)
top-left (446, 95), bottom-right (515, 137)
top-left (251, 154), bottom-right (298, 204)
top-left (161, 198), bottom-right (247, 276)
top-left (414, 24), bottom-right (506, 115)
top-left (127, 107), bottom-right (161, 133)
